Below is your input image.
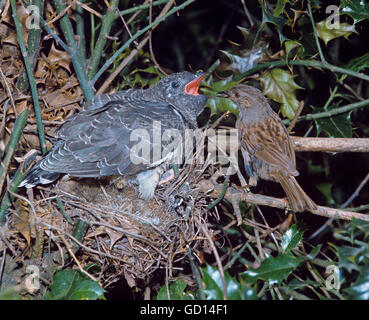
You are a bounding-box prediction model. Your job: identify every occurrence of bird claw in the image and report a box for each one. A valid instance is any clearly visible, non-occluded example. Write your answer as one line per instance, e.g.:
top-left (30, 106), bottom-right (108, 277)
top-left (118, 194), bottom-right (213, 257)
top-left (234, 184), bottom-right (251, 192)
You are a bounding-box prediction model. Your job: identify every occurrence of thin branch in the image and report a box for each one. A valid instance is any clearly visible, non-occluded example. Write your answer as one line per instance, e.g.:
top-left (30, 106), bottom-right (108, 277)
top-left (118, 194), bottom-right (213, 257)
top-left (340, 173), bottom-right (369, 208)
top-left (119, 0), bottom-right (168, 16)
top-left (96, 35), bottom-right (150, 94)
top-left (235, 59), bottom-right (369, 83)
top-left (10, 1), bottom-right (47, 153)
top-left (16, 0), bottom-right (44, 93)
top-left (307, 0), bottom-right (326, 63)
top-left (194, 215), bottom-right (227, 300)
top-left (148, 0), bottom-right (171, 75)
top-left (287, 100), bottom-right (304, 133)
top-left (197, 181), bottom-right (369, 222)
top-left (52, 0), bottom-right (94, 102)
top-left (90, 0), bottom-right (196, 87)
top-left (0, 69), bottom-right (16, 116)
top-left (296, 99), bottom-right (369, 122)
top-left (240, 0), bottom-right (254, 27)
top-left (0, 110), bottom-right (28, 196)
top-left (87, 0), bottom-right (120, 80)
top-left (291, 137), bottom-right (369, 153)
top-left (75, 0), bottom-right (87, 66)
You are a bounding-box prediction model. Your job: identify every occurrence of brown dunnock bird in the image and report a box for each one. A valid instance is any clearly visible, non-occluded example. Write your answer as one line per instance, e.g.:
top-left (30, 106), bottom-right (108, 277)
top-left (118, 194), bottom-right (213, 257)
top-left (228, 84), bottom-right (317, 212)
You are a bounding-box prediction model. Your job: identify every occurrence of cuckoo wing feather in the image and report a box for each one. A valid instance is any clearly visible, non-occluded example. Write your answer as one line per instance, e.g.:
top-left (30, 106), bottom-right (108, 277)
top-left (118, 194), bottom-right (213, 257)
top-left (40, 99), bottom-right (178, 177)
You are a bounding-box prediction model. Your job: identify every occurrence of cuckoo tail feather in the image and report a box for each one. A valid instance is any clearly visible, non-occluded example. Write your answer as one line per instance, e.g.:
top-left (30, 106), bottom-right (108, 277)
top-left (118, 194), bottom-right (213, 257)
top-left (19, 162), bottom-right (60, 188)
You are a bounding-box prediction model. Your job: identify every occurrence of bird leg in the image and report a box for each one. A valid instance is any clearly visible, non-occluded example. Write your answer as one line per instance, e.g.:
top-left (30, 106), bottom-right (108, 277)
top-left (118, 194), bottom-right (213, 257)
top-left (158, 168), bottom-right (176, 185)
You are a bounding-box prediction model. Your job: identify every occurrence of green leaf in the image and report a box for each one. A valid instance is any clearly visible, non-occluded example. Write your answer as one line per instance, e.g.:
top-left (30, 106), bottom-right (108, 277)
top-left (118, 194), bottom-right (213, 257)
top-left (314, 105), bottom-right (353, 137)
top-left (335, 245), bottom-right (363, 272)
top-left (258, 68), bottom-right (302, 119)
top-left (345, 266), bottom-right (369, 299)
top-left (315, 182), bottom-right (335, 205)
top-left (351, 218), bottom-right (369, 238)
top-left (273, 0), bottom-right (289, 17)
top-left (44, 270), bottom-right (105, 300)
top-left (201, 265), bottom-right (245, 300)
top-left (220, 49), bottom-right (264, 74)
top-left (305, 244), bottom-right (322, 260)
top-left (156, 280), bottom-right (193, 300)
top-left (211, 77), bottom-right (238, 93)
top-left (281, 225), bottom-right (304, 253)
top-left (259, 0), bottom-right (289, 44)
top-left (345, 53), bottom-right (369, 73)
top-left (316, 20), bottom-right (355, 45)
top-left (206, 97), bottom-right (239, 116)
top-left (241, 253), bottom-right (300, 285)
top-left (287, 278), bottom-right (321, 289)
top-left (341, 0), bottom-right (369, 24)
top-left (284, 40), bottom-right (304, 58)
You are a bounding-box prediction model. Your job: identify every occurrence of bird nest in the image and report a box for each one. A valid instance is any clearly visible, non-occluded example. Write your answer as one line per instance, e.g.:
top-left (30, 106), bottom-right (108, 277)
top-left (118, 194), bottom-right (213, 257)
top-left (4, 149), bottom-right (224, 292)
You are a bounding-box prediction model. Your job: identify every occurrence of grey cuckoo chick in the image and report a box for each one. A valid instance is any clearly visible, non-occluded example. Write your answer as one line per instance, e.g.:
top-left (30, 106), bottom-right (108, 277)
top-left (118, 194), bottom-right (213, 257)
top-left (20, 72), bottom-right (207, 199)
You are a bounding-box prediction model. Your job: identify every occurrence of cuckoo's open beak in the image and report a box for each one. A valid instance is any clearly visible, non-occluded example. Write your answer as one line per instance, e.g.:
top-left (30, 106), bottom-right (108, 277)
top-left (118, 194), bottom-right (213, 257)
top-left (184, 73), bottom-right (206, 95)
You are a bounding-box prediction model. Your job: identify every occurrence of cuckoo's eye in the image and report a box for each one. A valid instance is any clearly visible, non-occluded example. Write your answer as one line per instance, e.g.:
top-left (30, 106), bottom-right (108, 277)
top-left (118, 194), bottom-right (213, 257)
top-left (171, 81), bottom-right (180, 89)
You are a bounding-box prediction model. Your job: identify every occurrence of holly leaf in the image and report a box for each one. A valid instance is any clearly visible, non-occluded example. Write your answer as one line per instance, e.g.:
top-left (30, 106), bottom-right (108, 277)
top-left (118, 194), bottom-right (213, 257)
top-left (284, 40), bottom-right (304, 58)
top-left (258, 68), bottom-right (302, 119)
top-left (242, 253), bottom-right (300, 285)
top-left (273, 0), bottom-right (289, 17)
top-left (314, 105), bottom-right (353, 137)
top-left (206, 97), bottom-right (239, 116)
top-left (156, 280), bottom-right (193, 300)
top-left (316, 19), bottom-right (355, 45)
top-left (345, 53), bottom-right (369, 73)
top-left (335, 245), bottom-right (363, 273)
top-left (345, 265), bottom-right (369, 299)
top-left (211, 77), bottom-right (239, 92)
top-left (281, 225), bottom-right (304, 253)
top-left (201, 265), bottom-right (252, 300)
top-left (341, 0), bottom-right (369, 24)
top-left (259, 0), bottom-right (289, 44)
top-left (44, 270), bottom-right (105, 300)
top-left (315, 182), bottom-right (335, 205)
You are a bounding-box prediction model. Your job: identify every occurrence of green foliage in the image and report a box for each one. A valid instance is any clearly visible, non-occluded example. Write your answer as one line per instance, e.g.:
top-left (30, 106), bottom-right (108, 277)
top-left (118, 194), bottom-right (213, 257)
top-left (258, 68), bottom-right (303, 119)
top-left (156, 280), bottom-right (193, 300)
top-left (242, 253), bottom-right (301, 285)
top-left (332, 219), bottom-right (369, 300)
top-left (314, 105), bottom-right (353, 137)
top-left (341, 0), bottom-right (369, 23)
top-left (316, 20), bottom-right (355, 46)
top-left (281, 224), bottom-right (304, 253)
top-left (259, 0), bottom-right (289, 44)
top-left (44, 270), bottom-right (105, 300)
top-left (201, 265), bottom-right (257, 300)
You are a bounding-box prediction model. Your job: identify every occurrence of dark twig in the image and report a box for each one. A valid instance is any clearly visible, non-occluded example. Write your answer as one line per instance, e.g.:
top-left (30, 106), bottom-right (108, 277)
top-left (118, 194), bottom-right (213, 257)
top-left (340, 173), bottom-right (369, 209)
top-left (148, 0), bottom-right (171, 75)
top-left (287, 100), bottom-right (304, 133)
